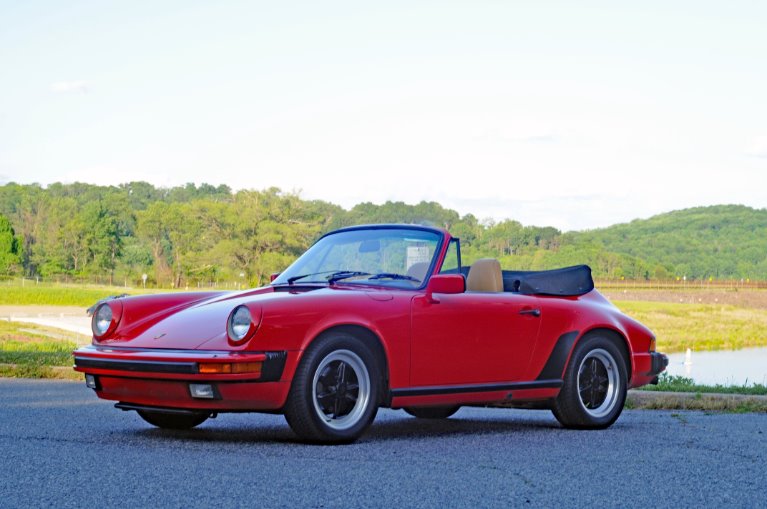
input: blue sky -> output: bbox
[1,1,766,230]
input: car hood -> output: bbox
[101,287,303,350]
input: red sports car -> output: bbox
[74,224,667,443]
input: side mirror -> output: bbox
[270,273,280,283]
[425,274,465,303]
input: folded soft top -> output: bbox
[502,265,594,296]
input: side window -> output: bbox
[439,239,461,274]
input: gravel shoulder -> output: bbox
[628,389,767,412]
[0,305,91,338]
[0,305,87,316]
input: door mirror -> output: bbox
[426,274,465,303]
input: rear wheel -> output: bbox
[403,406,460,419]
[137,410,209,430]
[552,335,627,429]
[284,333,380,443]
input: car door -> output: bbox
[409,291,542,387]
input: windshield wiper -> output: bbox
[286,270,341,285]
[367,272,421,282]
[285,270,372,285]
[327,271,371,283]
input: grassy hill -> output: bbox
[566,205,767,280]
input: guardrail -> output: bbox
[594,279,767,290]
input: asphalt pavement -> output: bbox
[0,378,765,508]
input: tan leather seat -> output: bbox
[466,258,503,292]
[406,262,430,282]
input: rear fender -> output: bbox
[574,327,633,383]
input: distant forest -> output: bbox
[1,182,766,286]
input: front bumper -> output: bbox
[73,346,293,411]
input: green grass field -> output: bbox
[0,320,81,379]
[639,373,767,395]
[0,284,137,307]
[0,280,225,306]
[614,300,767,353]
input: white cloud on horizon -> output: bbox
[441,193,640,232]
[472,126,560,144]
[57,167,176,188]
[746,135,767,158]
[50,81,89,94]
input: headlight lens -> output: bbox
[92,303,113,337]
[228,305,253,342]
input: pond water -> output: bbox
[663,346,767,386]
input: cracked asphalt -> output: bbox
[1,378,765,508]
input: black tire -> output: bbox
[403,406,460,419]
[137,410,209,430]
[551,334,628,429]
[284,333,380,444]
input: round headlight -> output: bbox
[92,303,113,337]
[228,305,253,342]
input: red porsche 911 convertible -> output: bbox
[74,224,667,443]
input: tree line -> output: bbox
[1,182,765,286]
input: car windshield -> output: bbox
[272,227,442,289]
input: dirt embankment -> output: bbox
[601,289,767,309]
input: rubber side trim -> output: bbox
[535,331,579,381]
[390,379,562,398]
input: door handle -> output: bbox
[519,308,541,317]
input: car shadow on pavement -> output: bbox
[126,409,569,445]
[366,414,562,442]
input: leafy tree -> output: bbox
[0,214,22,275]
[136,202,175,285]
[79,196,134,283]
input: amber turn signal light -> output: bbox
[198,362,262,374]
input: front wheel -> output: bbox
[137,410,209,430]
[552,335,627,429]
[284,334,380,443]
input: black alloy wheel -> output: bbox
[284,333,381,443]
[552,334,627,429]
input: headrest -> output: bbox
[466,258,503,292]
